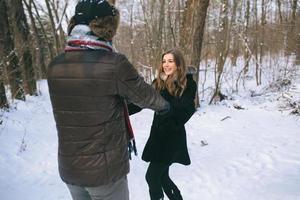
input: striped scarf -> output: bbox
[65,24,113,52]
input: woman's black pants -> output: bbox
[145,162,183,200]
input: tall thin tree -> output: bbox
[277,0,283,24]
[9,0,37,95]
[254,0,261,85]
[260,0,266,67]
[0,1,8,108]
[230,0,239,66]
[243,0,250,75]
[45,0,61,55]
[210,0,229,104]
[23,0,47,78]
[296,4,300,65]
[51,0,68,50]
[32,0,54,60]
[286,0,298,55]
[0,0,25,101]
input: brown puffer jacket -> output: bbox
[47,50,168,187]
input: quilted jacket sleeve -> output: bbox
[115,55,168,112]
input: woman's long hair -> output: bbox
[154,49,187,97]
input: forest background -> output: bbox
[0,0,299,109]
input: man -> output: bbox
[47,1,169,200]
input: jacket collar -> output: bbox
[65,25,113,52]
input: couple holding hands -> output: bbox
[47,1,196,200]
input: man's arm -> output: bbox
[115,55,169,112]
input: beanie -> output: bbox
[74,0,116,25]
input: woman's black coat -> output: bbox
[141,75,197,165]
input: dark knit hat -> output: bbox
[74,0,116,25]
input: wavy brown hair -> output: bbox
[67,7,120,41]
[154,49,187,97]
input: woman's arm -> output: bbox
[172,79,197,125]
[156,78,197,126]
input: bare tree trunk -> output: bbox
[0,0,8,108]
[230,0,239,66]
[0,0,25,101]
[24,0,47,79]
[139,0,165,75]
[0,81,8,108]
[45,0,61,55]
[180,0,209,107]
[9,0,37,95]
[191,0,210,107]
[32,0,54,60]
[51,0,68,52]
[180,0,194,64]
[277,0,283,24]
[286,0,298,55]
[129,1,135,66]
[139,0,152,68]
[176,0,182,46]
[210,0,229,104]
[243,0,250,75]
[260,0,266,70]
[254,0,261,85]
[154,0,165,71]
[296,5,300,65]
[190,0,210,69]
[167,2,177,47]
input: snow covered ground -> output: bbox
[0,79,300,200]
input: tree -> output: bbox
[296,3,300,65]
[243,0,250,75]
[50,0,69,51]
[9,0,37,95]
[0,0,8,108]
[210,0,229,104]
[230,0,239,66]
[0,0,25,101]
[286,0,298,55]
[23,0,47,78]
[277,0,283,24]
[0,81,8,108]
[139,0,166,73]
[32,0,55,61]
[254,0,261,85]
[260,0,266,71]
[180,0,210,107]
[45,0,61,55]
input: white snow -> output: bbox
[0,78,300,200]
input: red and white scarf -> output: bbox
[65,25,113,52]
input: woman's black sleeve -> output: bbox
[127,103,143,115]
[173,79,197,125]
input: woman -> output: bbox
[142,49,197,200]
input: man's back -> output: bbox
[48,50,167,187]
[48,1,168,199]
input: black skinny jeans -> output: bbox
[145,162,183,200]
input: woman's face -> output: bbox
[162,53,177,76]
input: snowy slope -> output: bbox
[0,80,300,200]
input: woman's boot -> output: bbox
[164,189,183,200]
